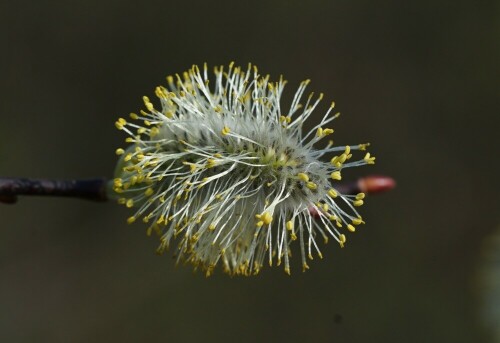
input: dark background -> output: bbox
[1,0,498,342]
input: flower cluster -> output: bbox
[113,63,375,276]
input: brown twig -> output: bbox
[0,177,108,204]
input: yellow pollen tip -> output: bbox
[221,126,230,135]
[297,173,309,182]
[339,234,346,247]
[330,171,342,180]
[352,217,364,225]
[358,143,370,151]
[347,224,356,232]
[262,212,273,225]
[126,199,134,208]
[364,152,376,164]
[115,118,127,130]
[115,148,125,155]
[353,199,364,207]
[143,96,154,111]
[306,182,317,190]
[286,220,294,231]
[150,127,159,136]
[127,216,136,224]
[328,189,338,198]
[356,193,365,200]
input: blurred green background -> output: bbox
[0,0,498,342]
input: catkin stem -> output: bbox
[0,177,108,204]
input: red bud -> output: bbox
[358,175,396,194]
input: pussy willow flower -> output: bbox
[113,63,375,276]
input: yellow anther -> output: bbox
[155,86,166,99]
[356,192,365,200]
[353,199,364,207]
[143,96,154,111]
[330,171,342,180]
[345,145,351,155]
[352,217,364,225]
[262,212,273,225]
[208,224,216,231]
[306,182,317,190]
[150,127,159,137]
[125,137,135,143]
[183,161,197,173]
[322,203,329,211]
[221,126,230,135]
[165,111,174,118]
[145,188,154,196]
[214,153,222,158]
[338,153,347,164]
[297,173,309,182]
[279,115,287,123]
[115,118,127,130]
[127,216,136,224]
[347,224,356,232]
[364,152,376,164]
[206,158,216,168]
[115,148,125,155]
[328,189,338,198]
[256,221,264,227]
[339,234,346,248]
[358,143,370,151]
[137,127,146,134]
[286,220,294,231]
[117,197,126,204]
[323,128,334,135]
[291,232,297,240]
[316,127,323,137]
[126,199,134,208]
[130,175,138,185]
[123,153,133,162]
[129,112,139,120]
